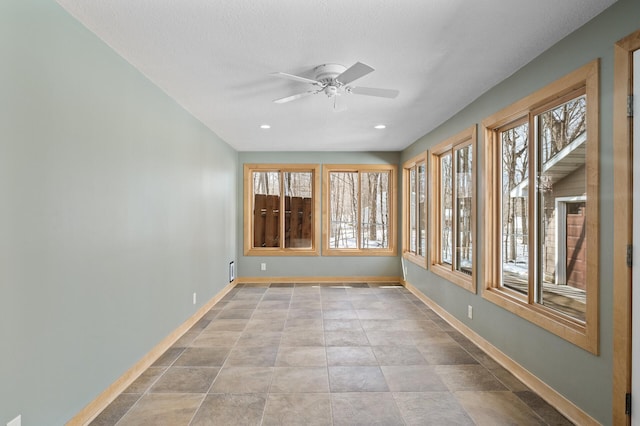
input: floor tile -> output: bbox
[435,365,508,391]
[328,366,389,392]
[244,318,286,332]
[251,309,289,320]
[287,308,322,319]
[262,393,332,426]
[350,300,386,310]
[331,392,404,426]
[149,367,219,393]
[235,331,282,347]
[225,345,279,366]
[216,308,254,319]
[171,331,200,348]
[173,347,230,367]
[326,346,378,366]
[515,390,575,425]
[372,345,428,365]
[116,393,204,426]
[202,318,249,332]
[280,329,325,346]
[324,330,370,346]
[223,300,259,310]
[284,318,323,331]
[381,365,448,392]
[322,309,359,319]
[190,394,266,426]
[275,346,327,367]
[393,392,474,425]
[151,348,184,367]
[455,390,547,425]
[257,300,290,310]
[323,318,362,331]
[270,367,330,393]
[417,341,479,365]
[89,394,140,426]
[209,366,274,393]
[364,330,415,346]
[356,309,395,320]
[492,367,529,392]
[190,330,241,347]
[93,283,572,425]
[322,300,354,310]
[123,367,167,393]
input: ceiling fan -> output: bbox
[271,62,399,108]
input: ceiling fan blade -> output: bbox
[335,62,374,85]
[350,86,399,99]
[270,71,321,85]
[273,90,317,104]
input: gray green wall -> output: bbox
[237,151,402,279]
[0,1,237,424]
[400,0,639,423]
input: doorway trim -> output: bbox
[613,29,640,426]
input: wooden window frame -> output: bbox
[430,126,477,293]
[402,152,428,268]
[482,60,599,353]
[243,164,320,256]
[322,164,398,256]
[612,29,640,426]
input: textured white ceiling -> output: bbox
[56,0,615,152]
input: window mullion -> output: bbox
[279,171,285,249]
[357,171,362,250]
[451,148,458,272]
[528,114,537,305]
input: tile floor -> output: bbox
[90,282,573,425]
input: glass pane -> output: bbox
[500,123,529,295]
[455,145,473,275]
[536,96,587,321]
[418,163,426,257]
[252,171,280,248]
[441,154,452,265]
[284,172,313,249]
[361,172,390,249]
[409,167,417,253]
[329,172,358,248]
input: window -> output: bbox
[430,126,476,292]
[244,164,320,256]
[482,60,599,353]
[323,164,397,256]
[402,153,428,267]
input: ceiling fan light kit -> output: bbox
[271,62,399,107]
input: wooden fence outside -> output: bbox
[253,194,313,248]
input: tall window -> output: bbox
[402,153,428,267]
[483,60,599,353]
[430,126,476,292]
[244,164,320,256]
[323,164,397,256]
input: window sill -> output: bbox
[403,252,427,269]
[482,286,597,354]
[431,263,475,293]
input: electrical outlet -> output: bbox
[7,415,21,426]
[261,263,267,271]
[468,305,473,319]
[193,292,197,305]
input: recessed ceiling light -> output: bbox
[260,124,271,129]
[374,124,386,129]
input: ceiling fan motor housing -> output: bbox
[313,63,347,85]
[313,64,347,98]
